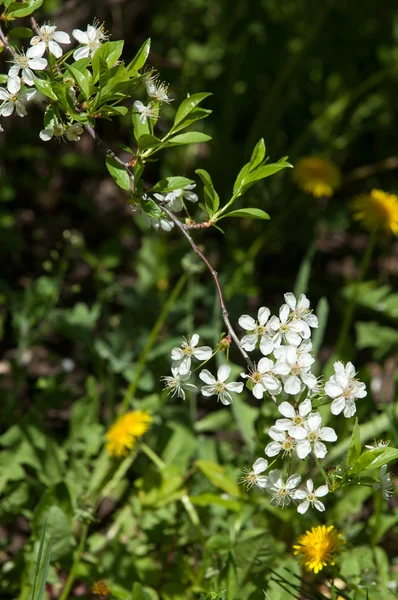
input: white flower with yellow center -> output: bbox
[240,357,281,399]
[373,465,393,500]
[265,428,296,458]
[133,100,157,124]
[268,304,305,347]
[162,367,197,400]
[295,412,337,459]
[72,21,108,60]
[263,469,301,508]
[239,458,268,490]
[0,78,36,117]
[171,334,212,375]
[294,479,328,513]
[8,50,47,87]
[199,364,243,405]
[283,292,318,339]
[28,24,71,59]
[238,306,274,355]
[325,361,367,418]
[273,346,317,395]
[274,398,312,438]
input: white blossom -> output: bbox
[373,465,393,500]
[325,361,367,418]
[72,21,108,60]
[295,412,337,459]
[133,100,157,124]
[8,50,47,87]
[171,333,212,375]
[238,306,274,355]
[162,367,197,400]
[147,79,173,103]
[274,398,312,438]
[28,24,71,59]
[268,304,305,347]
[365,440,390,451]
[240,357,281,399]
[66,123,83,141]
[263,469,301,508]
[199,364,243,405]
[265,427,296,457]
[0,78,36,117]
[273,345,317,395]
[40,121,66,141]
[239,458,269,490]
[294,479,328,513]
[283,292,318,339]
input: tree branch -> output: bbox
[84,124,254,369]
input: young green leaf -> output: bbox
[127,38,151,73]
[195,460,240,497]
[33,79,58,101]
[195,168,219,214]
[349,447,398,476]
[249,138,266,172]
[170,106,212,135]
[8,27,33,38]
[138,133,163,152]
[66,63,90,100]
[346,418,361,468]
[105,156,131,191]
[167,132,212,146]
[151,176,194,193]
[174,93,212,126]
[218,208,270,221]
[7,0,43,18]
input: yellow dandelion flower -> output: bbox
[293,157,341,198]
[351,189,398,236]
[92,579,110,598]
[293,525,345,574]
[106,410,151,458]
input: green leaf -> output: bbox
[127,38,151,72]
[66,63,90,100]
[195,168,219,214]
[33,79,58,101]
[346,418,361,468]
[151,176,194,193]
[101,40,124,67]
[7,0,43,18]
[174,92,212,126]
[167,132,212,146]
[132,109,152,141]
[350,447,398,475]
[105,155,131,191]
[138,133,163,152]
[8,27,32,38]
[249,138,266,171]
[170,107,212,134]
[195,460,240,497]
[238,162,292,194]
[219,208,270,220]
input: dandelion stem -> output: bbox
[119,273,187,413]
[336,226,378,355]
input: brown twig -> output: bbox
[84,124,254,369]
[0,22,17,56]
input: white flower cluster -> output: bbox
[142,185,198,231]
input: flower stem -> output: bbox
[140,442,165,469]
[58,521,89,600]
[120,273,187,413]
[314,454,330,485]
[336,226,378,355]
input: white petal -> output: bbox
[268,427,286,442]
[285,330,302,346]
[238,314,256,330]
[278,401,295,419]
[53,31,71,44]
[263,375,281,392]
[286,474,301,489]
[171,347,184,360]
[306,314,318,327]
[217,364,231,382]
[0,102,14,116]
[313,441,327,459]
[39,128,53,141]
[296,440,311,459]
[284,375,301,395]
[15,101,27,117]
[252,383,265,399]
[220,391,232,405]
[301,372,317,389]
[279,304,290,323]
[28,57,47,70]
[353,382,367,399]
[73,46,90,60]
[21,68,34,86]
[294,490,307,500]
[190,333,199,347]
[306,479,314,493]
[258,357,273,372]
[0,88,9,100]
[72,29,89,44]
[284,292,297,310]
[22,88,36,102]
[307,412,322,431]
[226,382,243,393]
[314,500,325,512]
[343,400,357,418]
[259,336,274,355]
[268,469,282,486]
[258,306,270,325]
[264,442,281,457]
[199,369,216,385]
[7,77,20,94]
[273,361,290,376]
[8,65,20,78]
[299,398,312,417]
[193,346,212,360]
[48,40,63,58]
[320,426,337,442]
[289,425,307,439]
[330,396,345,415]
[27,42,46,58]
[346,362,356,378]
[253,457,268,474]
[201,385,215,397]
[240,333,257,351]
[297,500,309,514]
[178,356,191,375]
[274,418,291,431]
[315,485,329,497]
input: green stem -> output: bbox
[140,442,165,469]
[336,226,378,355]
[314,455,330,486]
[58,522,89,600]
[119,274,187,413]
